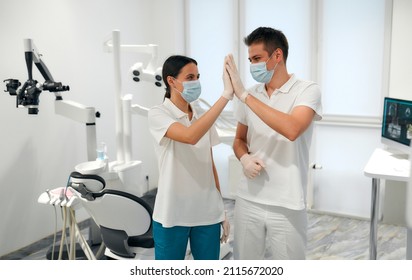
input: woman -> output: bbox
[148,55,232,260]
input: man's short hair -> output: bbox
[244,27,289,62]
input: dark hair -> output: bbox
[244,27,289,63]
[162,55,197,99]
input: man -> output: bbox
[225,27,322,259]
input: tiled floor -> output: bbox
[1,198,407,260]
[223,199,407,260]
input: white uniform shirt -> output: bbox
[235,74,323,210]
[148,98,225,227]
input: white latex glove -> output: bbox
[220,212,230,243]
[222,58,234,100]
[225,54,249,102]
[240,154,266,179]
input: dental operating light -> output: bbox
[103,30,164,163]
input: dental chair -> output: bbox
[69,171,155,259]
[69,171,231,260]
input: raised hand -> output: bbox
[222,57,234,100]
[225,54,249,102]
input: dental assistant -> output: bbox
[225,27,323,260]
[148,55,232,260]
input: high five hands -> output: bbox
[224,54,249,103]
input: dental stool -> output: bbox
[69,171,155,259]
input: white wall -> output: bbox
[312,0,412,222]
[0,0,184,257]
[381,0,412,225]
[389,0,412,100]
[307,0,387,219]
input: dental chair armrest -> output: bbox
[69,171,106,200]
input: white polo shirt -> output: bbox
[235,74,322,210]
[148,98,225,227]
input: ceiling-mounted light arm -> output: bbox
[103,35,162,87]
[103,37,158,70]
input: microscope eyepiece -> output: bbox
[42,81,70,92]
[3,79,21,95]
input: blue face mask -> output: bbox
[175,80,202,103]
[250,53,278,84]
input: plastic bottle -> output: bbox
[96,142,107,161]
[96,142,109,171]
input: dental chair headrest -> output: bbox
[69,171,106,201]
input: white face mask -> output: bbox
[174,79,202,103]
[249,52,278,84]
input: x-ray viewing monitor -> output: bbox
[381,97,412,155]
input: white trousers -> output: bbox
[233,197,307,260]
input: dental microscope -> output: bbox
[3,38,99,161]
